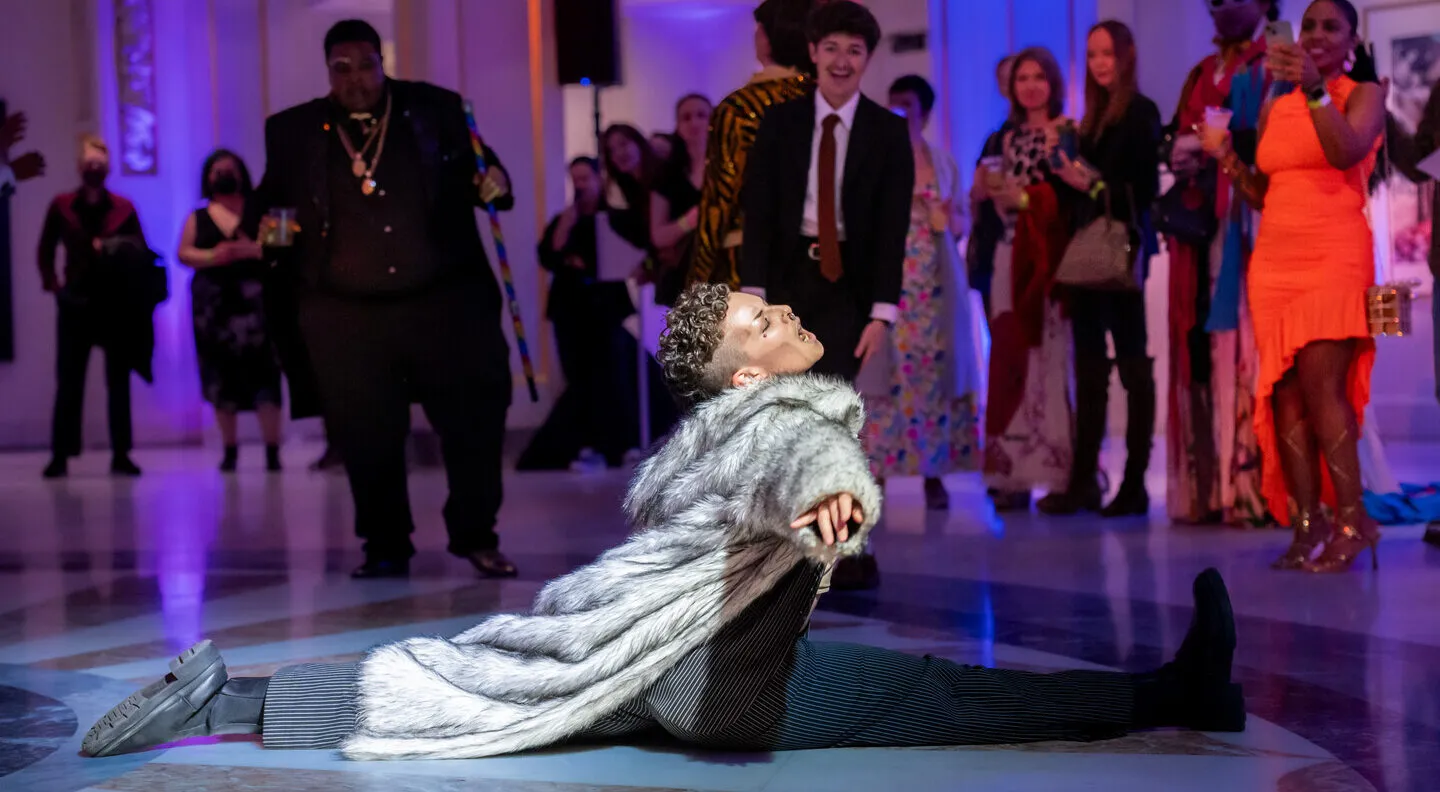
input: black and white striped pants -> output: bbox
[262,566,1135,751]
[261,650,1134,752]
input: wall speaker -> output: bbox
[554,0,621,86]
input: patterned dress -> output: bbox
[864,171,979,477]
[189,207,282,412]
[1165,41,1269,526]
[983,127,1073,494]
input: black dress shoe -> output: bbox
[1132,567,1244,732]
[1037,483,1103,515]
[464,550,518,578]
[310,447,343,472]
[1101,486,1150,518]
[1424,523,1440,548]
[42,458,68,479]
[351,558,410,579]
[111,455,142,476]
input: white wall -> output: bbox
[0,0,224,451]
[561,2,758,164]
[0,0,93,449]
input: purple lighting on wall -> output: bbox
[115,0,159,176]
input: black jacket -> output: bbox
[1075,95,1163,260]
[739,92,913,308]
[251,79,512,418]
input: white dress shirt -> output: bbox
[744,90,897,325]
[801,90,860,238]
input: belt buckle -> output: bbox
[807,243,821,261]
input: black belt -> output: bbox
[800,236,849,261]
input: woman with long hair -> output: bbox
[176,149,283,471]
[601,123,663,252]
[1042,21,1162,516]
[1201,0,1384,571]
[860,74,981,509]
[593,123,678,465]
[650,93,712,303]
[974,47,1075,510]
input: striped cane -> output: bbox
[463,101,539,402]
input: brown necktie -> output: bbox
[817,113,843,282]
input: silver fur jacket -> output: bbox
[341,374,882,760]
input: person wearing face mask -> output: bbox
[1200,0,1385,572]
[37,135,150,479]
[1161,0,1280,527]
[177,150,282,472]
[740,0,912,589]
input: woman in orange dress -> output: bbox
[1201,0,1384,572]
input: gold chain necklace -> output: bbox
[334,92,392,196]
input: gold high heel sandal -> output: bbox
[1271,501,1325,570]
[1303,430,1378,573]
[1304,506,1380,573]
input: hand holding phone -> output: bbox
[1264,20,1294,46]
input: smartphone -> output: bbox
[1264,20,1294,46]
[1048,122,1079,170]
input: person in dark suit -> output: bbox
[739,0,913,589]
[741,1,912,383]
[37,135,150,479]
[252,19,517,579]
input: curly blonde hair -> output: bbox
[657,283,747,407]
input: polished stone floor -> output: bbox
[1,441,1437,792]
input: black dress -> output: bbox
[650,163,701,306]
[189,207,282,411]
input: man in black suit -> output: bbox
[254,19,517,579]
[739,1,912,589]
[740,0,912,385]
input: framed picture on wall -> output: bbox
[1366,0,1440,297]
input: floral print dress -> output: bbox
[864,171,980,477]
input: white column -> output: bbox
[393,0,566,427]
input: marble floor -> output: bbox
[1,441,1438,792]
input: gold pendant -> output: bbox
[351,156,366,178]
[361,178,377,196]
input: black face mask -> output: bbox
[81,168,107,188]
[211,174,240,195]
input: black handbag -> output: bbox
[1154,164,1217,245]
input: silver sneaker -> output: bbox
[82,640,228,757]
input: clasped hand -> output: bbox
[1053,151,1096,192]
[791,493,864,547]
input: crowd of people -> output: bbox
[18,0,1439,769]
[8,0,1440,586]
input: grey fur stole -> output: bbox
[341,374,881,760]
